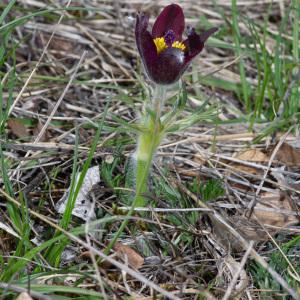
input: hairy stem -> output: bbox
[104,84,167,254]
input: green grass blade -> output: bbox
[0,0,16,24]
[231,0,251,112]
[292,0,299,62]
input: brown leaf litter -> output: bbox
[269,142,300,167]
[7,119,28,138]
[2,1,300,299]
[209,143,299,250]
[114,242,144,270]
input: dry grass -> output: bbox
[1,0,300,299]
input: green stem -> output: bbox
[153,84,166,123]
[134,85,166,206]
[104,84,167,254]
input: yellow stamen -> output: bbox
[153,37,186,54]
[172,41,186,51]
[153,37,167,54]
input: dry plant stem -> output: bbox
[176,182,300,300]
[222,241,254,300]
[0,283,52,300]
[85,196,108,300]
[105,84,167,254]
[9,50,87,180]
[0,188,181,300]
[0,0,72,130]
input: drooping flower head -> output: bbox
[135,4,218,85]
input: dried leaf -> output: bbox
[217,255,249,296]
[234,149,269,162]
[49,36,74,51]
[194,153,207,166]
[230,164,261,175]
[0,221,20,239]
[56,166,100,220]
[114,242,144,270]
[271,167,300,191]
[232,215,271,243]
[210,190,299,251]
[16,292,33,300]
[228,149,268,177]
[210,216,262,253]
[7,119,28,138]
[270,142,300,167]
[252,191,298,228]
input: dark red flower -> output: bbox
[135,4,218,85]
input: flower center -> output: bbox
[153,30,186,54]
[164,30,176,45]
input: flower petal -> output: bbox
[199,27,218,43]
[184,27,218,63]
[135,12,158,78]
[149,47,186,84]
[152,4,185,41]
